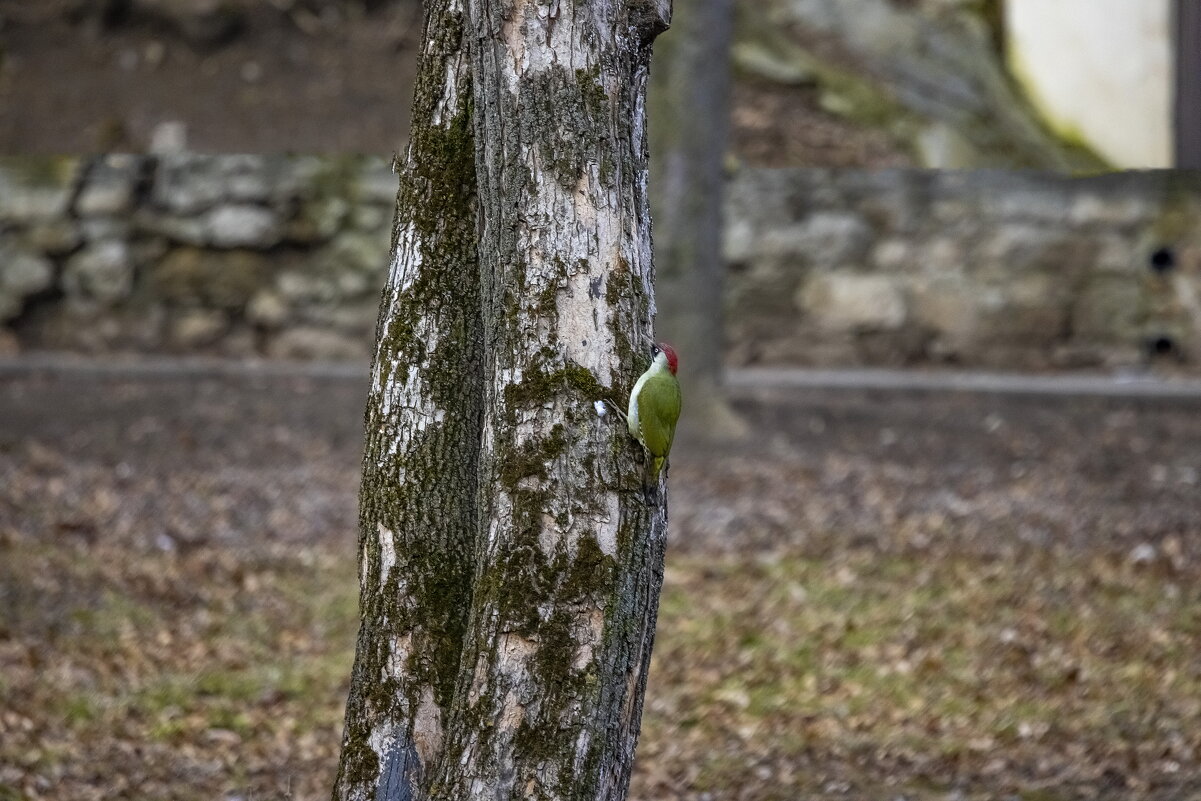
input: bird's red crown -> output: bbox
[657,342,678,375]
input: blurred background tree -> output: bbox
[649,0,747,442]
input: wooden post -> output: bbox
[1175,0,1201,167]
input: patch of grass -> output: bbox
[59,693,102,726]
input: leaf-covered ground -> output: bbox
[4,538,1201,800]
[2,368,1200,800]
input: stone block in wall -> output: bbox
[976,177,1075,225]
[761,336,861,367]
[152,154,276,214]
[911,237,965,276]
[351,203,391,233]
[1140,271,1201,357]
[19,221,81,256]
[357,162,400,205]
[75,156,140,217]
[725,273,809,366]
[37,302,169,354]
[908,277,979,349]
[760,212,874,267]
[0,158,80,223]
[856,325,937,365]
[36,303,119,353]
[276,270,341,305]
[63,241,133,304]
[288,196,350,243]
[220,156,275,204]
[0,247,55,321]
[1068,192,1156,228]
[870,238,911,271]
[80,218,133,244]
[840,170,931,233]
[204,204,282,249]
[151,155,226,214]
[974,224,1087,280]
[149,247,272,310]
[271,156,330,202]
[335,270,371,298]
[246,290,290,329]
[722,216,756,266]
[218,327,261,358]
[133,210,209,245]
[170,309,230,349]
[298,300,382,338]
[1072,276,1143,342]
[267,327,368,361]
[727,269,806,323]
[1092,234,1140,276]
[725,168,841,232]
[799,272,907,331]
[317,231,389,276]
[972,273,1068,346]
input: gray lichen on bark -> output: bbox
[334,0,671,800]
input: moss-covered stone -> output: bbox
[150,247,273,310]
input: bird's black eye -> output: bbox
[651,345,660,357]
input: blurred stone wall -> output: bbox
[0,155,395,359]
[725,170,1201,370]
[2,156,1200,370]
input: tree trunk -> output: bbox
[649,0,745,441]
[333,1,671,800]
[331,1,482,798]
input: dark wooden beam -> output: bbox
[1175,0,1201,166]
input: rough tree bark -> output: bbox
[333,1,671,800]
[649,0,745,441]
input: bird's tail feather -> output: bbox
[643,456,666,488]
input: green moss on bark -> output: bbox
[498,424,569,487]
[519,64,613,190]
[334,0,482,798]
[503,363,618,424]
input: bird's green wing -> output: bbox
[635,372,682,458]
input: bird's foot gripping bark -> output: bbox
[603,398,629,425]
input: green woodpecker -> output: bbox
[627,342,682,482]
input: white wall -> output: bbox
[1005,0,1173,168]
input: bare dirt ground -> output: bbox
[0,0,909,164]
[0,0,421,153]
[3,365,1201,799]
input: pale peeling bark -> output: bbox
[332,1,481,799]
[335,1,670,799]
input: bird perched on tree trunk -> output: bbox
[627,342,682,485]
